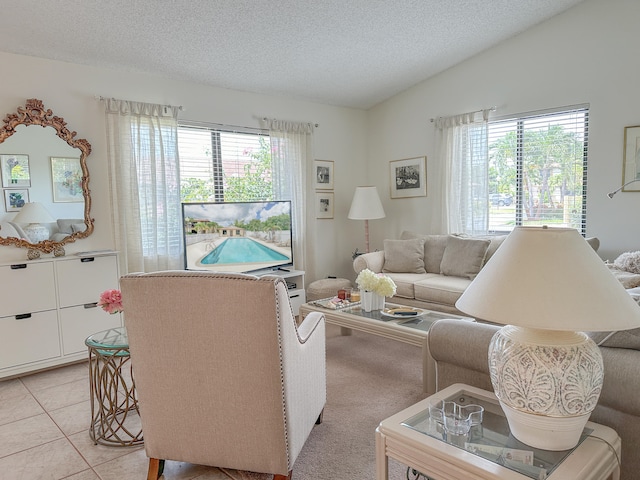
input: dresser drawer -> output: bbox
[0,262,56,316]
[0,310,61,370]
[56,255,119,307]
[59,304,122,355]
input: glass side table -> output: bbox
[85,327,143,446]
[376,384,621,480]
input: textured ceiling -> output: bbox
[0,0,586,109]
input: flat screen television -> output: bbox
[182,200,293,273]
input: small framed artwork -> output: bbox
[623,125,640,192]
[314,159,334,190]
[389,156,427,199]
[315,192,334,219]
[51,157,83,202]
[4,189,29,212]
[1,154,30,188]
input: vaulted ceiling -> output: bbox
[0,0,586,109]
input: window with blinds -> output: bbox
[488,106,589,235]
[177,124,272,202]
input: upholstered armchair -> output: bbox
[119,271,326,480]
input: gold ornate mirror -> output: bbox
[0,99,93,257]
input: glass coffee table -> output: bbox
[376,384,621,480]
[299,301,473,394]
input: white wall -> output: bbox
[366,0,639,261]
[0,52,367,282]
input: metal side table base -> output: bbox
[86,327,143,447]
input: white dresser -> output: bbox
[0,252,122,379]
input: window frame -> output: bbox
[487,105,589,236]
[177,122,272,203]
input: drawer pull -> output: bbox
[84,302,99,309]
[15,313,32,320]
[10,264,27,270]
[80,257,95,262]
[290,294,300,299]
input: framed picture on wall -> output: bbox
[315,192,334,219]
[623,125,640,192]
[389,156,427,199]
[1,154,30,188]
[51,157,83,202]
[314,159,334,190]
[4,188,29,212]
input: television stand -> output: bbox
[257,269,305,315]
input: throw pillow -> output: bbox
[440,235,491,279]
[382,238,426,274]
[57,218,82,234]
[71,223,87,233]
[613,251,640,274]
[400,231,449,273]
[607,264,640,289]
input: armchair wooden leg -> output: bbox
[316,408,324,425]
[273,471,292,480]
[147,458,165,480]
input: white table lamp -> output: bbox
[456,226,640,450]
[13,202,55,243]
[348,186,385,253]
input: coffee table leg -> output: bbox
[375,428,389,480]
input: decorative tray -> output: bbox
[380,306,426,319]
[310,297,361,310]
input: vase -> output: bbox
[374,293,385,311]
[361,290,385,312]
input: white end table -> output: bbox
[376,384,621,480]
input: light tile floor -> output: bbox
[0,362,243,480]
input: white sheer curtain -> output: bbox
[434,109,491,235]
[104,99,183,274]
[262,118,315,281]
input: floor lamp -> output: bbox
[348,186,385,253]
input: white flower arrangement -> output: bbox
[356,268,397,297]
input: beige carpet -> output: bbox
[296,324,427,479]
[223,323,427,480]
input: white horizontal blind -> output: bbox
[177,124,271,202]
[488,106,589,235]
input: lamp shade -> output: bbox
[13,202,55,224]
[456,226,640,332]
[348,186,385,220]
[457,226,640,450]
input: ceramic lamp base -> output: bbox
[489,325,603,451]
[23,222,49,243]
[499,400,591,451]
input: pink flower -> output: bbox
[98,289,123,314]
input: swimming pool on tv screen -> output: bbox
[200,237,289,265]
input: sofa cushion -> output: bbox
[384,273,439,299]
[414,275,472,307]
[400,231,449,273]
[440,235,491,279]
[382,238,426,274]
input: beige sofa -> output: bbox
[428,319,640,480]
[354,231,600,314]
[353,232,508,314]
